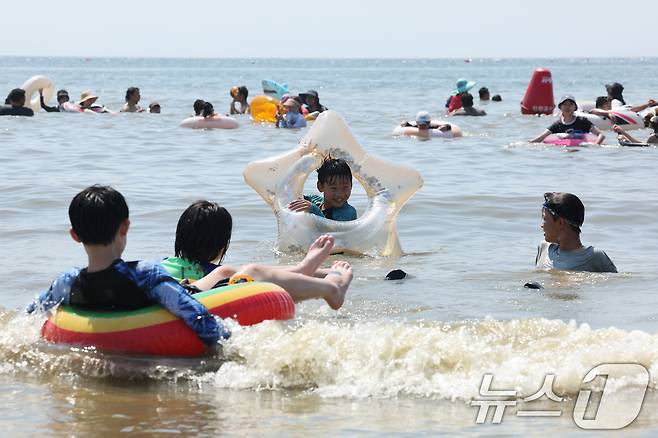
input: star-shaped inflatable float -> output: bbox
[243,111,423,256]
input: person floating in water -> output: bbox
[451,93,486,116]
[478,87,490,101]
[275,98,307,128]
[229,86,250,115]
[77,91,111,113]
[120,87,145,112]
[162,201,352,310]
[288,157,357,221]
[530,95,605,144]
[605,82,656,113]
[39,89,79,112]
[613,115,658,145]
[0,88,34,117]
[300,90,328,114]
[400,111,452,134]
[536,192,617,273]
[26,185,229,351]
[445,78,476,113]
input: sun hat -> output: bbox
[283,99,300,108]
[543,192,585,229]
[300,90,319,99]
[77,91,98,104]
[453,78,476,95]
[557,95,578,110]
[605,82,624,94]
[415,111,432,124]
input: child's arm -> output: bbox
[143,264,230,346]
[288,198,324,217]
[26,269,79,313]
[530,129,552,143]
[590,126,605,145]
[613,125,641,143]
[192,265,239,291]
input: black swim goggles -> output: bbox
[542,200,581,229]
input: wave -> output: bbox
[2,310,656,399]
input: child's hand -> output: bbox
[288,199,312,212]
[612,124,624,134]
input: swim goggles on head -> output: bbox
[542,201,581,229]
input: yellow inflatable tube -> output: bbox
[250,95,279,122]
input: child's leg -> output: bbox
[272,234,335,276]
[234,261,352,310]
[290,234,335,275]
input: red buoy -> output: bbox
[521,68,555,115]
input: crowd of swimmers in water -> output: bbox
[11,74,655,352]
[4,77,655,143]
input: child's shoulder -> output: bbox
[51,267,83,290]
[335,202,357,221]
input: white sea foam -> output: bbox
[209,318,658,400]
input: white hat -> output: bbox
[415,111,431,124]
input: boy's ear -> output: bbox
[69,227,81,243]
[119,219,130,236]
[317,181,324,192]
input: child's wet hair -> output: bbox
[193,99,205,116]
[202,102,214,117]
[125,87,139,102]
[175,200,232,263]
[595,95,610,108]
[69,185,129,245]
[317,156,352,185]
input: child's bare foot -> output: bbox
[296,235,335,276]
[324,261,352,310]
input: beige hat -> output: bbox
[283,99,300,108]
[77,91,98,104]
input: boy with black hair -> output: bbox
[288,157,357,221]
[478,87,490,101]
[27,185,228,350]
[536,192,617,273]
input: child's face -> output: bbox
[318,176,352,209]
[541,208,560,243]
[559,100,576,115]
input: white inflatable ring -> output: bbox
[244,110,423,256]
[180,116,239,129]
[21,75,54,112]
[392,121,462,138]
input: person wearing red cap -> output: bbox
[536,192,617,273]
[530,95,605,144]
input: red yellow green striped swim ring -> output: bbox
[41,281,295,357]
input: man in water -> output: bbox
[0,89,34,116]
[536,192,617,273]
[39,89,80,112]
[400,111,452,134]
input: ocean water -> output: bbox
[1,57,658,436]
